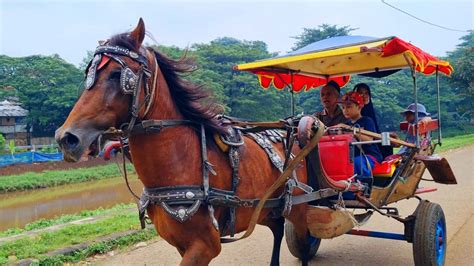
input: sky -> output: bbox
[1,0,472,66]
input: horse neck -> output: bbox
[144,58,181,120]
[128,66,201,188]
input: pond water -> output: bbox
[0,177,143,231]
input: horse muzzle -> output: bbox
[55,127,102,162]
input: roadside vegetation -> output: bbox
[35,229,156,265]
[0,204,157,265]
[0,163,134,193]
[436,133,474,152]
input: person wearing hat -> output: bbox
[340,92,383,179]
[314,80,346,126]
[397,103,432,154]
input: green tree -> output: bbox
[292,24,357,50]
[78,50,94,71]
[0,55,83,136]
[446,31,473,124]
[191,37,293,120]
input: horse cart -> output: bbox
[233,35,458,266]
[56,19,457,266]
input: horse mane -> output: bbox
[108,33,227,134]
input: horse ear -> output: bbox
[130,18,145,49]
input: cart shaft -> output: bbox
[347,229,406,241]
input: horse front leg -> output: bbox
[149,206,222,266]
[179,239,221,266]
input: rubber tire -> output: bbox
[412,201,447,266]
[284,220,321,261]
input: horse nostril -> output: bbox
[61,132,80,150]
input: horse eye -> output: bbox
[108,70,121,80]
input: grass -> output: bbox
[436,133,474,152]
[0,212,157,265]
[34,229,156,265]
[0,163,135,193]
[0,203,135,237]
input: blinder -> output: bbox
[121,67,139,94]
[84,44,149,93]
[85,54,102,90]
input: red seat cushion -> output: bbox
[372,157,400,177]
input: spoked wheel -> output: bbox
[285,220,321,261]
[412,200,447,266]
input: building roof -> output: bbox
[0,100,28,117]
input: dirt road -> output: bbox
[96,146,473,265]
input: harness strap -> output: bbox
[220,123,325,243]
[143,54,159,117]
[122,119,197,135]
[95,45,149,66]
[200,124,219,230]
[138,184,338,229]
[248,132,284,172]
[227,146,241,237]
[126,67,145,133]
[119,137,140,201]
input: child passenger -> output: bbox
[340,92,383,178]
[397,103,432,154]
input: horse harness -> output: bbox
[85,42,338,240]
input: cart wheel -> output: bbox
[285,221,320,261]
[412,201,446,266]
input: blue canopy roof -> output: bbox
[285,35,390,57]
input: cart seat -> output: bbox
[400,119,438,134]
[372,157,401,178]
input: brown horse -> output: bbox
[56,19,313,265]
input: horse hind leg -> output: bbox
[267,216,285,266]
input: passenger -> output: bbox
[306,81,345,195]
[340,92,383,179]
[353,83,380,132]
[314,81,346,126]
[353,83,393,158]
[397,103,432,154]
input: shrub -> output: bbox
[0,134,5,151]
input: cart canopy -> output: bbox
[234,36,453,92]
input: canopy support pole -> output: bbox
[436,66,442,146]
[404,54,419,148]
[412,69,419,148]
[290,72,295,116]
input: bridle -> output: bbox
[83,40,226,229]
[84,42,161,134]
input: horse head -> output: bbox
[56,18,223,162]
[56,18,151,162]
